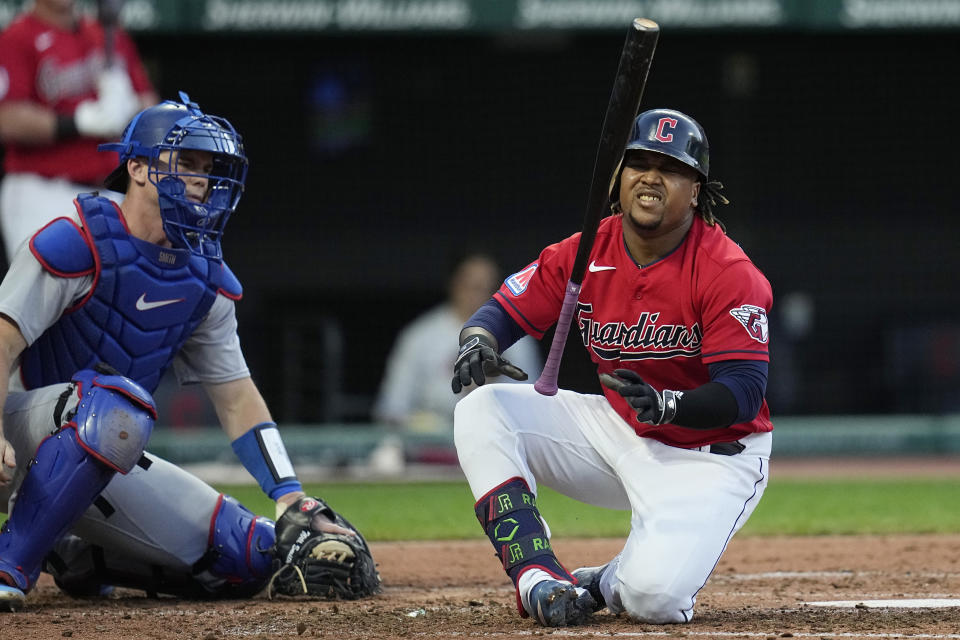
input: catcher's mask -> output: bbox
[610,108,709,209]
[98,91,248,260]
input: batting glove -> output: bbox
[74,68,140,139]
[599,368,682,426]
[451,333,528,393]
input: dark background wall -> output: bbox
[127,29,959,421]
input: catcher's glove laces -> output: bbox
[267,564,308,599]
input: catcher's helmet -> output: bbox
[98,91,247,260]
[624,108,709,178]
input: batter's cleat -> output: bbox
[526,579,596,626]
[0,583,25,612]
[572,564,608,612]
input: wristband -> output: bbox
[55,113,78,141]
[660,389,681,424]
[231,422,302,500]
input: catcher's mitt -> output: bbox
[268,496,381,600]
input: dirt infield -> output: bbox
[5,533,960,639]
[5,457,959,638]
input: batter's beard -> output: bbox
[625,208,662,232]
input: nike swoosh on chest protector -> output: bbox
[135,293,185,311]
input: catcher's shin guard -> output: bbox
[46,504,274,601]
[474,477,576,617]
[0,370,155,592]
[45,534,168,598]
[192,494,275,597]
[0,433,122,591]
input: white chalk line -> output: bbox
[716,570,960,580]
[806,598,960,608]
[710,592,960,599]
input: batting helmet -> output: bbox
[98,91,248,260]
[623,108,709,178]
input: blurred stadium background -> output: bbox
[2,0,958,472]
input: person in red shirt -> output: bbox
[0,0,156,259]
[452,109,773,627]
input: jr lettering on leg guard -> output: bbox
[474,477,575,615]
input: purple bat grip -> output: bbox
[534,280,582,396]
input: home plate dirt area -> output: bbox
[4,534,960,639]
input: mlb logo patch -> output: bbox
[505,263,538,296]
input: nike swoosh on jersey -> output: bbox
[588,261,616,272]
[135,293,185,311]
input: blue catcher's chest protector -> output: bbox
[20,194,242,393]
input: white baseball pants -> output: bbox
[454,383,770,624]
[0,173,123,259]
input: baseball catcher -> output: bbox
[268,496,380,600]
[0,93,380,611]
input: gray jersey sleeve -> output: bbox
[0,235,250,387]
[172,294,250,385]
[0,245,90,345]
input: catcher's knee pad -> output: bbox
[69,368,157,473]
[474,477,574,616]
[193,494,275,596]
[0,427,119,591]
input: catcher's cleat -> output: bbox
[0,582,25,612]
[572,564,608,612]
[526,579,595,626]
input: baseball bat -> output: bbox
[97,0,124,67]
[534,18,660,396]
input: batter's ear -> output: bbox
[691,181,701,208]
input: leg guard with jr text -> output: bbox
[0,370,156,592]
[474,477,576,616]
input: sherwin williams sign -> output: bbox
[1,0,959,32]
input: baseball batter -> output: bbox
[452,109,773,626]
[0,0,156,258]
[0,94,378,612]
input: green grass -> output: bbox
[741,477,960,535]
[217,476,960,541]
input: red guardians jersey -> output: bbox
[494,214,773,448]
[0,12,153,183]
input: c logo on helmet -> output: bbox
[655,117,678,142]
